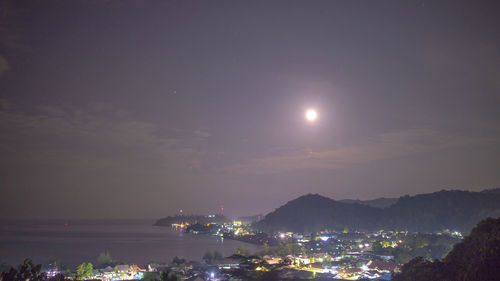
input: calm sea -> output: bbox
[0,219,261,268]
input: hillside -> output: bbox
[256,189,500,233]
[339,197,398,208]
[392,217,500,281]
[384,190,500,232]
[254,194,382,233]
[481,187,500,194]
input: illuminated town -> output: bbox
[37,215,462,281]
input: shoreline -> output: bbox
[0,220,262,268]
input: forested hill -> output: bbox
[255,189,500,233]
[481,187,500,194]
[339,197,398,208]
[392,217,500,281]
[384,189,500,232]
[254,194,382,233]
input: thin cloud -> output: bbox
[224,129,493,175]
[193,129,212,138]
[0,102,204,172]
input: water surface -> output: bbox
[0,219,261,268]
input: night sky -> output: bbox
[1,0,500,219]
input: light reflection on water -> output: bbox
[0,219,261,268]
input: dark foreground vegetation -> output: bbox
[392,217,500,281]
[1,259,69,281]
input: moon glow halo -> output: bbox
[305,109,318,122]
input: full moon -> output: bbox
[305,109,318,122]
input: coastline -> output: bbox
[0,219,262,268]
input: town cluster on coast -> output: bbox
[49,215,454,281]
[4,214,462,281]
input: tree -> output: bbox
[393,248,413,263]
[171,256,185,266]
[300,246,308,255]
[285,243,293,255]
[1,259,47,281]
[262,243,270,254]
[323,254,332,267]
[372,241,384,253]
[213,250,224,262]
[76,262,95,280]
[0,262,12,274]
[160,270,180,281]
[202,249,214,264]
[96,251,115,267]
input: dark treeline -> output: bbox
[1,259,70,281]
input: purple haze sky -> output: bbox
[1,0,500,219]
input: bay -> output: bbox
[0,219,261,268]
